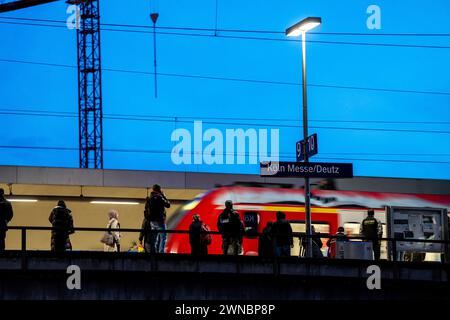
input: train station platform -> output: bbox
[0,252,449,300]
[2,164,450,194]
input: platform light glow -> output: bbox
[90,201,140,205]
[6,199,38,203]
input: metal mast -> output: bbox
[75,0,103,168]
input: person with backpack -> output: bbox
[217,200,243,255]
[49,200,74,252]
[271,211,294,257]
[189,214,211,255]
[0,188,13,252]
[360,209,383,260]
[142,184,170,253]
[102,209,121,252]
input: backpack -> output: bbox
[52,208,71,232]
[145,194,163,221]
[200,223,212,245]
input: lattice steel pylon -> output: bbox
[74,0,103,169]
[1,0,104,169]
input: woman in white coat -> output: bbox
[103,209,121,252]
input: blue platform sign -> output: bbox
[296,133,318,162]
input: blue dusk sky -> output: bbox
[0,0,449,179]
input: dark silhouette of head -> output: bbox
[225,200,233,209]
[193,214,200,222]
[276,211,286,221]
[0,188,4,196]
[57,200,66,208]
[337,226,345,233]
[368,209,375,216]
[152,184,161,192]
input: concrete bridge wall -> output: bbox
[0,252,449,300]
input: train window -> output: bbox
[288,222,330,234]
[243,211,260,238]
[344,222,361,236]
[288,222,330,257]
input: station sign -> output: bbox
[296,133,318,162]
[260,161,353,178]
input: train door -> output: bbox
[288,221,330,257]
[242,211,260,255]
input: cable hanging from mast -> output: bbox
[150,1,159,98]
[214,0,219,36]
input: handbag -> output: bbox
[100,222,115,246]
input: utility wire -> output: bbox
[1,57,449,97]
[2,16,450,37]
[2,106,449,125]
[1,19,450,50]
[104,116,450,134]
[1,109,450,134]
[0,145,449,164]
[313,157,450,165]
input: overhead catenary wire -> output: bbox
[1,108,450,135]
[1,106,449,125]
[1,16,450,37]
[0,145,449,164]
[1,57,450,97]
[1,18,450,50]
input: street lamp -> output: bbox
[286,17,322,258]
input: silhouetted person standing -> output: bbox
[189,214,210,255]
[142,184,171,253]
[258,221,274,257]
[49,200,74,252]
[103,209,121,252]
[271,211,293,257]
[360,209,383,260]
[217,200,242,255]
[0,188,13,252]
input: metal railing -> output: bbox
[1,226,449,263]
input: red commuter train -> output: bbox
[166,183,450,256]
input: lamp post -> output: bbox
[286,17,322,258]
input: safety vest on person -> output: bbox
[361,217,379,239]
